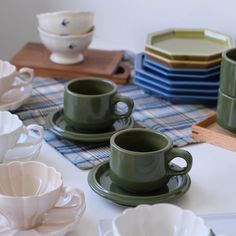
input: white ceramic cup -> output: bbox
[0,111,44,162]
[0,161,85,230]
[0,60,34,97]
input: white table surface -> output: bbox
[35,39,236,235]
[38,140,236,236]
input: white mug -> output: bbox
[0,111,44,162]
[0,60,34,96]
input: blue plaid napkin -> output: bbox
[14,77,213,170]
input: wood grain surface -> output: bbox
[192,112,236,152]
[11,42,131,84]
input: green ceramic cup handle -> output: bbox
[112,94,134,120]
[166,148,193,176]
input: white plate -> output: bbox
[4,130,42,162]
[0,77,32,111]
[0,187,86,236]
[4,141,42,162]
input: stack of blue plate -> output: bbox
[134,53,220,105]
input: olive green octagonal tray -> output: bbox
[146,28,234,61]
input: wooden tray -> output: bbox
[10,42,131,84]
[192,112,236,152]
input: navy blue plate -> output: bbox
[142,54,220,81]
[134,77,217,105]
[135,53,220,90]
[135,75,218,96]
[134,54,218,104]
[144,54,221,75]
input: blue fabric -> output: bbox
[14,77,213,170]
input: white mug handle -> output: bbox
[12,67,34,88]
[4,124,44,162]
[14,124,44,148]
[43,187,86,224]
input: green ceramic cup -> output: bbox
[219,48,236,97]
[110,128,193,193]
[64,78,134,132]
[216,89,236,132]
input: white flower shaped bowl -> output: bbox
[0,111,44,163]
[0,60,15,78]
[0,161,63,229]
[0,111,22,135]
[37,10,94,35]
[0,111,23,158]
[38,26,94,64]
[112,204,213,236]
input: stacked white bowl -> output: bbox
[37,11,94,64]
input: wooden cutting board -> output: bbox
[192,112,236,152]
[10,42,131,84]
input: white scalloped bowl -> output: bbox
[112,204,212,236]
[0,161,63,229]
[38,26,94,64]
[0,62,19,97]
[37,11,94,35]
[0,60,16,78]
[0,111,22,135]
[0,111,23,159]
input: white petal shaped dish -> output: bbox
[0,161,63,229]
[4,139,42,162]
[0,61,15,77]
[0,78,32,111]
[105,230,219,236]
[0,111,21,134]
[4,129,42,162]
[0,112,44,163]
[0,161,62,196]
[0,187,86,236]
[112,204,213,236]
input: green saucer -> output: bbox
[46,109,134,142]
[87,161,191,206]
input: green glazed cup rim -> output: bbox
[64,77,117,98]
[222,48,236,65]
[110,128,172,156]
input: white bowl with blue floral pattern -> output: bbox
[38,26,94,64]
[37,11,94,35]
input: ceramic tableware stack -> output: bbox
[0,64,44,162]
[217,48,236,133]
[37,10,95,64]
[88,128,193,206]
[134,28,234,105]
[47,78,135,143]
[0,161,86,235]
[0,60,34,111]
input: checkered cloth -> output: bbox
[13,77,213,170]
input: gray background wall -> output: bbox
[1,0,235,59]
